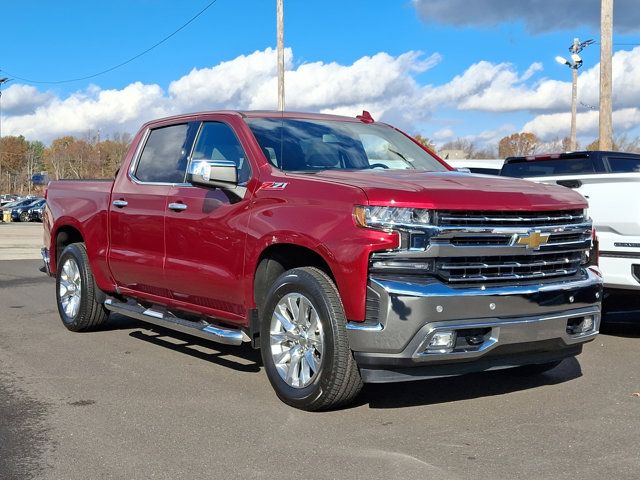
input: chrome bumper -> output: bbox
[347,269,602,380]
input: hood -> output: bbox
[296,170,587,211]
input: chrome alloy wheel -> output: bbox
[59,257,82,319]
[270,293,324,388]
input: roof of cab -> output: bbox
[142,110,367,128]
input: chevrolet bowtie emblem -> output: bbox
[515,231,550,249]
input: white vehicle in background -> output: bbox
[446,158,505,175]
[499,151,640,293]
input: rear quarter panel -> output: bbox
[45,180,115,291]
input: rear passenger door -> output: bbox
[164,120,253,322]
[109,122,198,297]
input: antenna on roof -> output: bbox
[356,110,375,123]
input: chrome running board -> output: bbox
[104,298,250,346]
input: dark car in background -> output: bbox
[26,199,47,222]
[1,198,35,215]
[10,198,45,222]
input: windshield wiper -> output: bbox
[387,147,415,169]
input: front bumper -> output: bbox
[347,269,602,383]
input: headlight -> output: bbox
[354,206,432,230]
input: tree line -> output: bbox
[415,132,640,159]
[2,130,640,195]
[0,133,131,195]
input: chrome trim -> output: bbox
[346,322,384,332]
[40,247,51,276]
[413,308,600,361]
[167,202,188,211]
[104,298,250,345]
[112,200,128,208]
[346,269,602,354]
[438,213,586,225]
[372,269,599,298]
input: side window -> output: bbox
[607,156,640,173]
[135,124,190,183]
[192,122,251,184]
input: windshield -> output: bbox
[246,118,448,172]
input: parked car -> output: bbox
[0,194,18,206]
[26,199,47,222]
[11,197,44,222]
[1,198,37,219]
[42,111,602,410]
[500,151,640,293]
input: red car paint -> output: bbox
[43,111,588,327]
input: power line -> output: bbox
[0,0,220,85]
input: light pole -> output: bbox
[556,38,594,151]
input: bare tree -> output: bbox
[498,132,539,158]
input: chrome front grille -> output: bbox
[437,209,586,227]
[436,251,584,284]
[370,209,593,286]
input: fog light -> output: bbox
[580,315,595,333]
[427,331,456,352]
[566,315,596,335]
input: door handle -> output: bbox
[112,200,128,208]
[168,202,187,212]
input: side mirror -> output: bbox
[187,159,238,189]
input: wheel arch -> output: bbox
[52,223,85,272]
[253,243,336,312]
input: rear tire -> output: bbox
[55,243,109,332]
[260,267,362,411]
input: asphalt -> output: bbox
[0,225,639,479]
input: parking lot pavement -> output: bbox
[0,222,43,260]
[1,259,639,480]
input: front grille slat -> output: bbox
[437,209,585,228]
[436,251,584,284]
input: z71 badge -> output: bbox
[260,182,289,191]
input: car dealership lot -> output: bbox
[1,224,639,479]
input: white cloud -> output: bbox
[523,108,640,141]
[4,82,169,142]
[2,84,54,115]
[412,0,640,33]
[3,45,640,146]
[3,48,441,143]
[421,60,565,112]
[433,128,455,141]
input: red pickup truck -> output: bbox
[42,111,603,410]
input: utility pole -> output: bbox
[570,39,579,151]
[0,77,12,193]
[276,0,285,111]
[599,0,614,150]
[556,38,594,151]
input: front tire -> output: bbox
[260,267,362,411]
[19,211,29,222]
[55,243,109,332]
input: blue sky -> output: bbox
[1,0,639,149]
